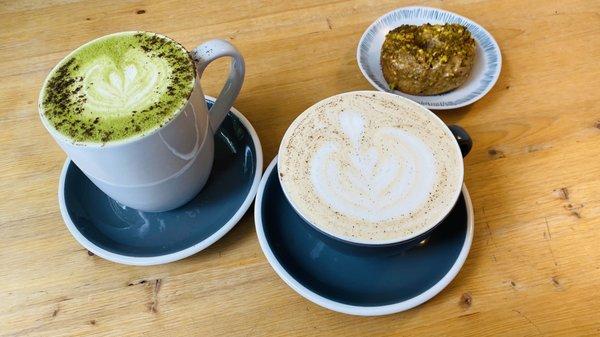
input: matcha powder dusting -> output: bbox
[40,31,196,144]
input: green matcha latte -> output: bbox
[40,31,196,144]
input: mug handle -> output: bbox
[448,125,473,157]
[191,39,245,134]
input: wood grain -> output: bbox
[1,0,599,336]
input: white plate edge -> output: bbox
[356,5,502,110]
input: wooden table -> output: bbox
[2,0,599,335]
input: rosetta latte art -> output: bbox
[310,110,436,222]
[278,91,463,243]
[82,50,170,117]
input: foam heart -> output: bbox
[310,110,436,222]
[81,49,170,117]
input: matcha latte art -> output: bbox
[40,31,196,143]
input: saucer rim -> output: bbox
[356,5,502,110]
[58,95,263,266]
[255,157,474,316]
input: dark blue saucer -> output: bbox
[59,98,262,265]
[255,158,473,316]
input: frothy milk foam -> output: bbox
[40,31,196,144]
[278,91,463,244]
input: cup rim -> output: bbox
[38,30,198,149]
[277,90,465,246]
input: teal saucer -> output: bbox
[59,98,262,265]
[255,157,474,315]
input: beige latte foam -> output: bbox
[278,91,463,244]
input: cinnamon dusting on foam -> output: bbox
[279,92,462,243]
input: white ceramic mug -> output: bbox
[40,33,245,212]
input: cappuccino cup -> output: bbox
[278,91,472,246]
[39,31,245,212]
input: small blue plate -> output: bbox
[357,6,502,109]
[255,157,474,316]
[59,97,263,266]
